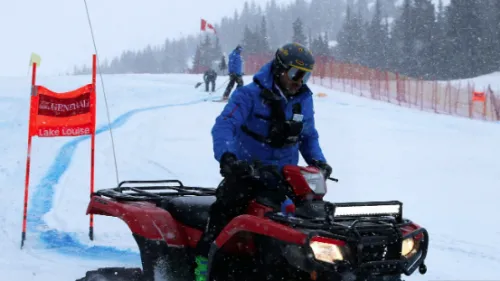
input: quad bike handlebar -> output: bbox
[239,163,338,201]
[328,177,339,182]
[242,160,339,183]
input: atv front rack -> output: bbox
[92,179,216,203]
[267,200,428,277]
[268,200,407,236]
[268,209,416,243]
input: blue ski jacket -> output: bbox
[211,61,327,171]
[228,47,243,76]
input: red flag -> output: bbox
[29,84,96,137]
[201,18,216,34]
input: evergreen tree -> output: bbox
[242,25,259,54]
[192,46,203,72]
[412,0,437,78]
[391,0,417,75]
[336,5,365,64]
[356,0,371,20]
[475,0,500,74]
[311,33,330,57]
[322,33,330,56]
[191,35,224,72]
[160,39,172,73]
[446,0,483,77]
[493,0,500,66]
[259,16,271,54]
[357,16,370,66]
[379,0,398,17]
[265,0,281,48]
[366,0,387,69]
[380,16,393,70]
[292,17,307,45]
[72,0,500,79]
[431,0,449,78]
[200,35,213,68]
[213,37,224,62]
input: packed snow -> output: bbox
[0,72,499,280]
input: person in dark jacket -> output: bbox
[193,42,332,281]
[219,55,227,75]
[203,68,217,92]
[222,45,244,100]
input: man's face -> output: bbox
[278,70,303,95]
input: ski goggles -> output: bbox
[286,66,312,83]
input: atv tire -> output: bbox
[75,267,143,281]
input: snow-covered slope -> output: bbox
[0,73,498,280]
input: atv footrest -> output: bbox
[76,267,143,281]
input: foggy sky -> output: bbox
[0,0,293,77]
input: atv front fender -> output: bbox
[206,214,308,280]
[214,214,308,247]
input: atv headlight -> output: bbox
[309,237,344,263]
[301,171,327,195]
[401,238,415,257]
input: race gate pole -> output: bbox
[89,54,97,241]
[20,62,37,249]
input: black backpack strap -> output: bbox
[240,79,302,148]
[241,125,271,144]
[292,103,301,114]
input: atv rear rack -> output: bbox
[92,179,216,202]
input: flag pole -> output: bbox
[21,61,37,249]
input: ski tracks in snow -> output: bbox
[27,95,211,260]
[432,234,500,264]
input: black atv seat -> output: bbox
[163,196,216,230]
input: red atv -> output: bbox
[78,165,429,281]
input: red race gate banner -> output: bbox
[29,84,95,137]
[21,54,97,248]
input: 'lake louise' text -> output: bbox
[38,126,91,137]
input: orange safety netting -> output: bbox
[243,54,500,122]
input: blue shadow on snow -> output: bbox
[27,96,214,262]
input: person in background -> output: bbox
[219,55,227,75]
[222,45,244,100]
[203,68,217,92]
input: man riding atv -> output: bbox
[194,42,333,281]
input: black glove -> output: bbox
[219,152,253,179]
[255,164,283,189]
[311,160,332,179]
[253,163,292,202]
